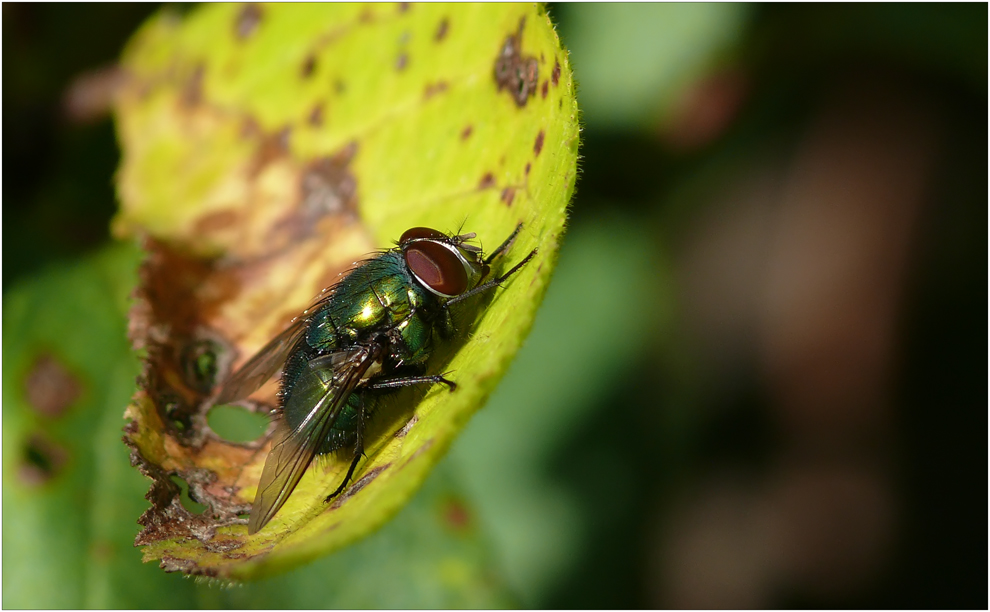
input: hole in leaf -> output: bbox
[208,404,269,443]
[163,394,193,434]
[19,433,68,486]
[181,338,221,393]
[170,475,207,515]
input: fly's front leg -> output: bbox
[445,247,537,308]
[484,223,523,265]
[436,305,456,339]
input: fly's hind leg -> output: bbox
[323,374,456,504]
[324,396,368,503]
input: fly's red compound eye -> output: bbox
[404,240,469,297]
[400,227,447,245]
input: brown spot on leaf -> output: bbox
[299,142,359,221]
[395,53,408,71]
[424,81,448,99]
[19,432,69,486]
[460,125,473,140]
[478,172,496,189]
[160,555,213,576]
[300,54,317,79]
[123,420,139,436]
[551,58,561,86]
[493,18,539,107]
[395,415,419,439]
[202,538,244,554]
[443,497,472,531]
[235,4,262,40]
[525,162,531,175]
[90,540,115,563]
[398,2,411,12]
[25,353,81,418]
[249,126,291,177]
[435,17,449,42]
[500,186,516,206]
[181,64,205,107]
[308,102,324,127]
[194,209,239,235]
[541,80,548,99]
[239,116,262,140]
[534,130,545,156]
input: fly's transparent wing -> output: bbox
[215,283,347,405]
[247,345,374,534]
[214,316,311,405]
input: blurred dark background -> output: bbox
[4,3,986,608]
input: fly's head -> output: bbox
[399,227,488,299]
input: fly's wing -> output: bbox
[215,283,348,405]
[214,316,311,405]
[247,345,375,534]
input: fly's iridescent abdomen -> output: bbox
[214,225,537,534]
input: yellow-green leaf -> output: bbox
[114,2,578,579]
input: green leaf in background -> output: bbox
[1,243,200,609]
[563,3,750,131]
[112,3,578,579]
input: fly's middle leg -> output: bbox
[365,373,457,393]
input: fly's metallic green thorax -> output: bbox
[213,225,536,535]
[304,252,437,362]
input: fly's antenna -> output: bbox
[448,216,477,247]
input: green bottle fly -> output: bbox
[214,225,535,534]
